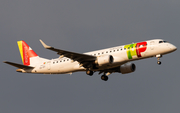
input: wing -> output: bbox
[4,61,34,69]
[40,40,97,68]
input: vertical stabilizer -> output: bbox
[17,40,38,66]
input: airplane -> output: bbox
[4,39,177,81]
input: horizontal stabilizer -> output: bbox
[4,61,34,69]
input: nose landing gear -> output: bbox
[156,54,162,65]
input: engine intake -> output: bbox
[120,62,136,74]
[95,55,114,66]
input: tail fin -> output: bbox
[17,40,38,66]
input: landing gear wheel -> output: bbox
[101,75,108,81]
[157,61,161,65]
[86,70,93,76]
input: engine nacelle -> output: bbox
[95,55,114,66]
[120,63,136,74]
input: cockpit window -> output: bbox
[159,41,168,43]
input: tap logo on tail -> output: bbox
[17,40,38,66]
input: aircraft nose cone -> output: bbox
[170,44,177,51]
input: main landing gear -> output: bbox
[156,54,162,65]
[86,69,110,81]
[86,70,94,76]
[101,75,108,81]
[101,72,112,81]
[86,70,109,81]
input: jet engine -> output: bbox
[120,62,136,74]
[95,55,114,66]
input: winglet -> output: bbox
[39,39,51,49]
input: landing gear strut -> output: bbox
[156,54,162,65]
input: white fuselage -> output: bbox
[25,39,176,74]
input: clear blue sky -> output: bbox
[0,0,179,113]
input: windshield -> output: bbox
[159,41,168,43]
